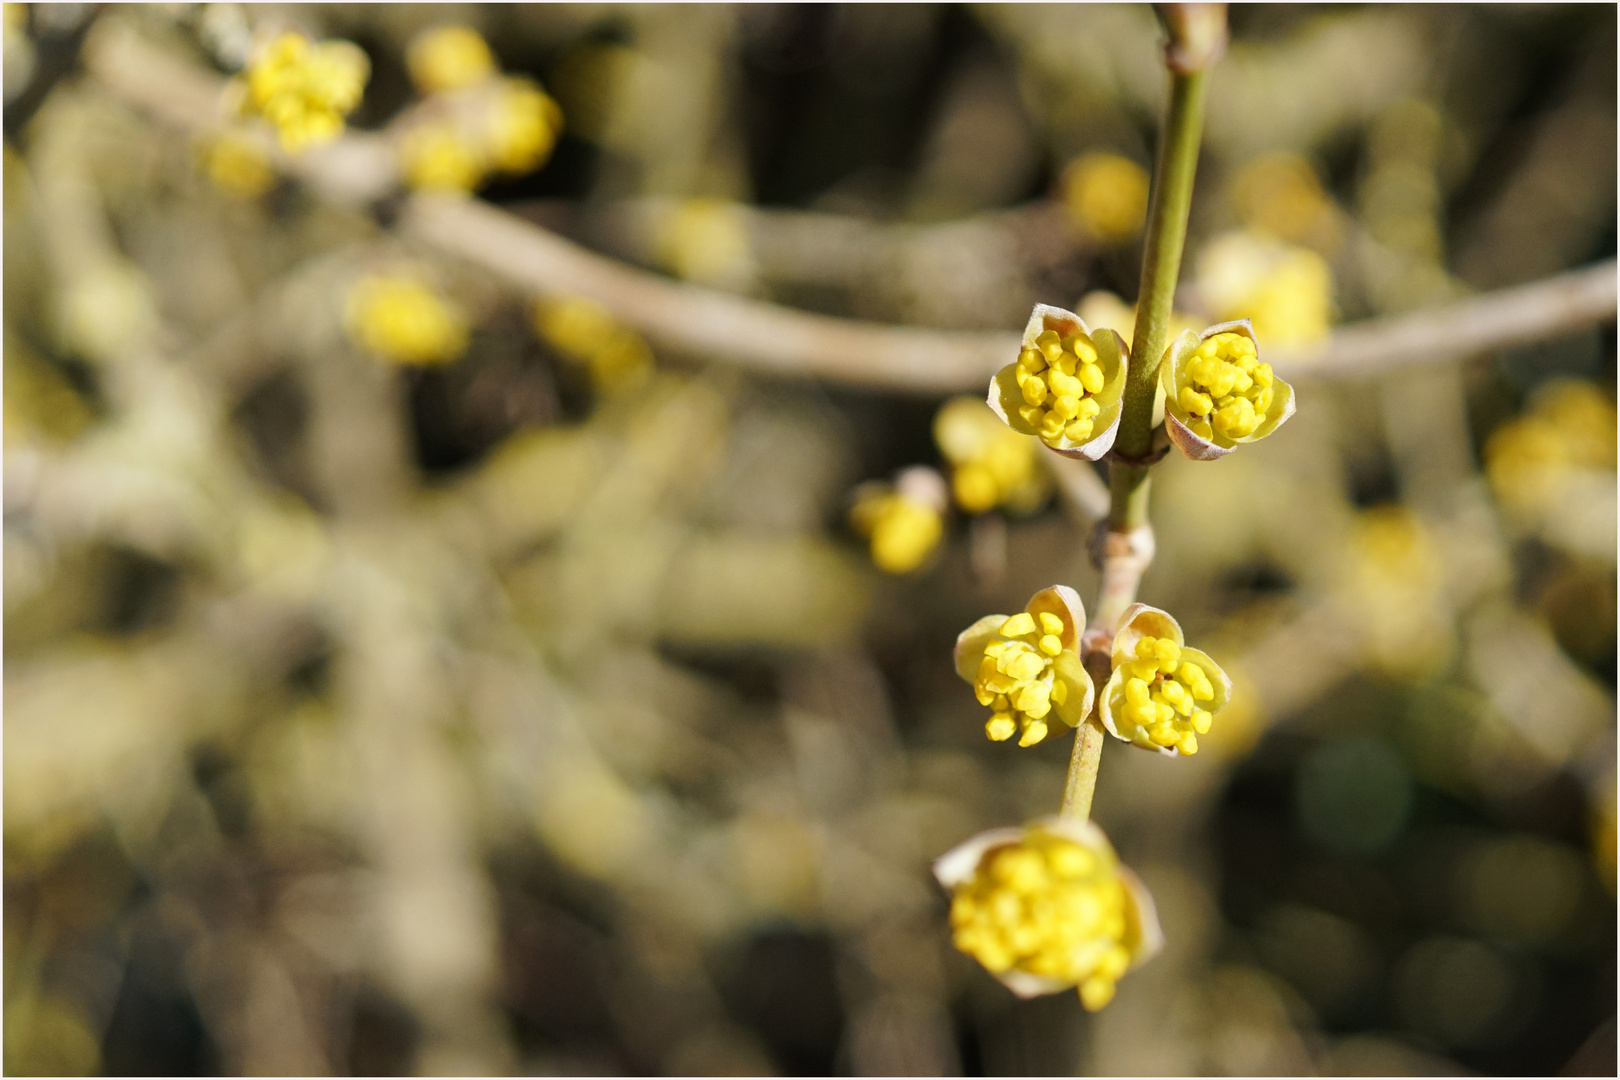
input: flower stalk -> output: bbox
[1062,4,1224,821]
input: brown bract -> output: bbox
[1160,318,1295,460]
[988,304,1129,461]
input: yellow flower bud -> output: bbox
[988,305,1128,460]
[238,32,369,154]
[954,587,1094,748]
[345,273,468,366]
[1161,321,1296,460]
[934,818,1162,1008]
[1098,604,1233,757]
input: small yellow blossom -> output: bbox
[399,121,485,193]
[483,76,564,175]
[1062,152,1150,245]
[934,817,1162,1009]
[954,586,1094,747]
[199,129,276,198]
[1161,320,1295,460]
[988,304,1128,459]
[345,274,468,366]
[933,396,1050,515]
[1193,230,1333,347]
[239,32,369,154]
[1484,380,1616,517]
[406,25,497,95]
[659,198,755,290]
[1099,604,1231,757]
[849,468,947,576]
[533,296,652,393]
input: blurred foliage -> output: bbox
[3,3,1615,1077]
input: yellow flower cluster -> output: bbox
[1162,323,1295,460]
[932,397,1049,516]
[1015,330,1108,444]
[849,469,946,575]
[1117,635,1214,754]
[406,25,496,94]
[399,26,563,193]
[1100,604,1231,757]
[935,819,1161,1011]
[239,32,369,153]
[345,274,468,366]
[991,305,1126,459]
[1062,152,1150,245]
[1484,380,1616,516]
[1176,332,1274,441]
[532,296,652,393]
[955,587,1094,747]
[1194,230,1333,347]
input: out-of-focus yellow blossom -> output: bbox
[989,304,1127,459]
[1161,321,1295,460]
[954,586,1094,747]
[399,121,485,193]
[849,467,947,575]
[658,198,755,290]
[483,76,564,175]
[1061,152,1150,244]
[238,32,369,153]
[1485,380,1616,517]
[933,817,1162,1010]
[1075,290,1200,353]
[1340,506,1452,680]
[1099,604,1231,757]
[345,274,468,366]
[1194,230,1333,347]
[1229,152,1343,252]
[533,295,653,393]
[406,25,496,95]
[199,129,275,198]
[933,396,1049,516]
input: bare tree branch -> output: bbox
[84,17,1618,396]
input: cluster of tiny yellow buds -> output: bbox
[400,122,484,192]
[976,611,1073,746]
[241,32,369,153]
[1014,330,1107,449]
[1177,332,1273,442]
[533,296,652,393]
[406,25,496,95]
[1195,230,1333,347]
[200,129,275,198]
[932,397,1047,516]
[941,823,1153,1011]
[1118,635,1215,755]
[485,77,564,175]
[849,469,946,576]
[1101,604,1231,756]
[345,274,468,366]
[1061,151,1150,245]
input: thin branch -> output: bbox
[84,18,1619,397]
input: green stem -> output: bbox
[1060,53,1215,822]
[1114,66,1210,475]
